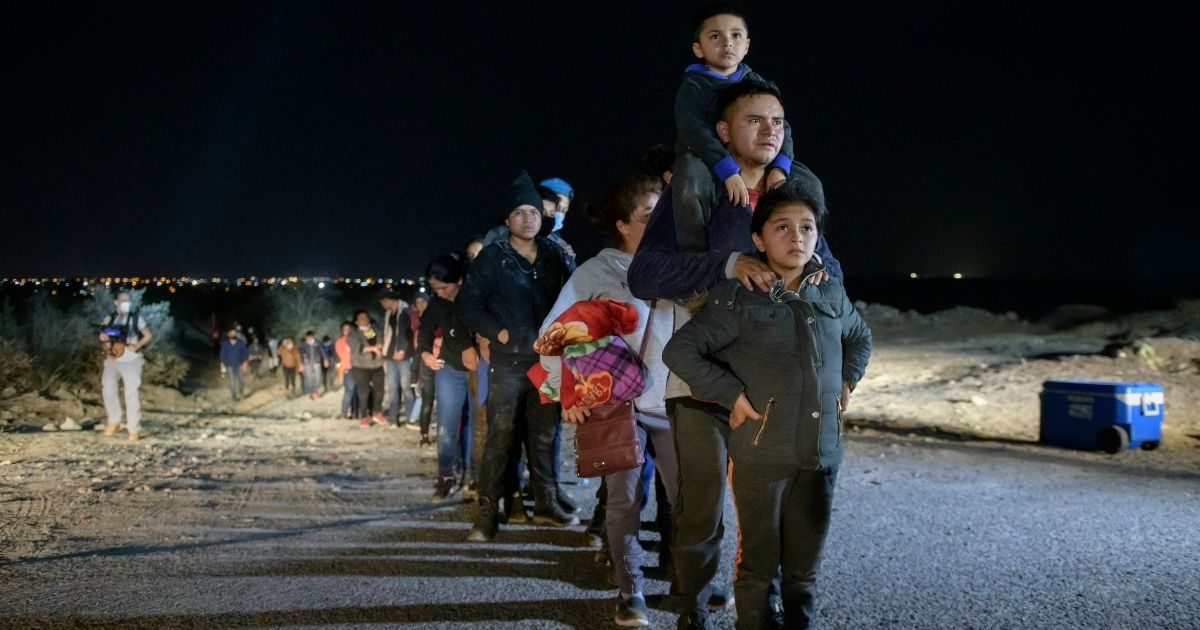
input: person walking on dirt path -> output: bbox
[98,289,152,441]
[349,310,388,427]
[219,326,249,401]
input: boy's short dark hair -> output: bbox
[751,178,828,236]
[692,2,746,42]
[305,330,315,337]
[714,78,782,122]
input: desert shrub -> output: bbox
[267,283,343,339]
[1,289,187,391]
[142,351,188,387]
[0,339,33,393]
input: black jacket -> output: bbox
[418,296,475,372]
[458,237,572,365]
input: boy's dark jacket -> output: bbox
[628,186,842,301]
[458,237,573,364]
[676,63,793,182]
[662,262,872,469]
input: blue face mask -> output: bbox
[552,212,565,232]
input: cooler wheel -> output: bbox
[1098,426,1129,454]
[1140,440,1160,451]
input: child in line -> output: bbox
[663,179,872,628]
[672,2,840,283]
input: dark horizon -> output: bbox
[5,2,1196,282]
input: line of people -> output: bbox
[406,5,875,629]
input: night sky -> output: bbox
[5,2,1196,282]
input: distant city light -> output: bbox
[318,281,325,289]
[953,272,964,279]
[909,272,919,279]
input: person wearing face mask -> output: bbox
[348,309,388,427]
[300,330,329,400]
[539,177,577,267]
[97,289,153,440]
[277,337,301,397]
[219,326,250,401]
[479,179,578,274]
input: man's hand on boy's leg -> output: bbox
[840,380,851,412]
[731,392,762,430]
[724,173,750,207]
[765,168,787,191]
[732,254,779,293]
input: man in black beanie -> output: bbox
[459,170,577,541]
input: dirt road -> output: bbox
[1,383,1196,629]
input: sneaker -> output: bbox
[432,477,457,503]
[614,594,650,627]
[461,480,479,502]
[532,489,580,527]
[556,487,580,514]
[506,492,531,524]
[418,433,433,447]
[677,612,710,630]
[768,593,785,629]
[371,413,388,426]
[466,498,499,542]
[359,417,371,427]
[706,586,733,612]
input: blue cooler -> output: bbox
[1039,379,1163,453]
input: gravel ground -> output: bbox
[1,384,1196,629]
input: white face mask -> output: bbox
[117,302,132,314]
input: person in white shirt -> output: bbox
[97,290,153,441]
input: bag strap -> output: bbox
[637,300,656,361]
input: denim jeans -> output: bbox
[477,358,559,506]
[301,362,323,394]
[226,367,244,400]
[340,370,358,417]
[434,365,475,480]
[385,358,412,420]
[416,360,436,433]
[606,416,678,597]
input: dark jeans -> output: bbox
[478,359,559,507]
[282,366,297,392]
[668,397,731,617]
[730,462,838,629]
[225,367,244,400]
[351,367,384,417]
[417,360,436,434]
[434,365,475,480]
